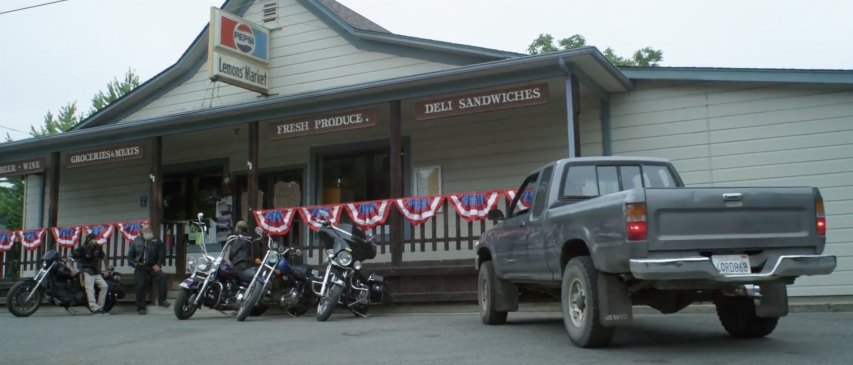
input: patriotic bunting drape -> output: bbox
[505,187,535,212]
[395,196,444,226]
[51,226,82,248]
[117,220,148,242]
[299,205,343,232]
[0,231,16,252]
[86,224,115,245]
[345,200,392,230]
[19,229,46,251]
[253,208,296,236]
[447,191,502,222]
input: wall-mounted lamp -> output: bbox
[149,174,156,183]
[247,161,253,171]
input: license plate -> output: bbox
[711,254,751,275]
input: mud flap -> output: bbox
[493,277,519,312]
[755,282,788,318]
[597,273,632,327]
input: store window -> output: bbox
[321,149,391,204]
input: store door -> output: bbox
[320,149,391,205]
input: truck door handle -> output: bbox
[519,221,527,227]
[723,193,743,202]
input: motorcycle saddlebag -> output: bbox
[108,279,126,299]
[367,272,384,304]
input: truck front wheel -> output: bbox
[478,261,508,325]
[562,256,614,348]
[715,296,779,338]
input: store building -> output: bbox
[0,0,850,298]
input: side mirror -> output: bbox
[254,227,264,236]
[317,210,330,221]
[487,209,505,221]
[197,212,204,222]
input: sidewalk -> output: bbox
[6,295,852,316]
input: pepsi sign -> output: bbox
[209,8,270,93]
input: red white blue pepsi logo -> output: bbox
[234,23,255,53]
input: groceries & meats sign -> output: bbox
[65,142,144,168]
[208,8,270,94]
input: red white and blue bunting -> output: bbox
[19,229,46,251]
[298,205,343,232]
[50,225,82,248]
[117,220,148,242]
[86,224,114,246]
[253,208,296,236]
[395,196,444,226]
[345,200,392,230]
[505,187,535,212]
[0,231,16,252]
[447,191,502,222]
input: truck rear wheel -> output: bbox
[478,261,508,325]
[562,256,614,348]
[715,296,779,338]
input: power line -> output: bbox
[0,125,30,136]
[0,0,68,15]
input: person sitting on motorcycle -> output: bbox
[72,234,110,315]
[226,221,253,272]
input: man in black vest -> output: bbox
[128,223,170,314]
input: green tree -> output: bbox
[527,33,663,67]
[0,69,140,232]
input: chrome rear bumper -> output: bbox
[629,255,837,282]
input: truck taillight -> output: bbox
[816,199,826,236]
[626,203,647,241]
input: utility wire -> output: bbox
[0,0,68,15]
[0,125,30,136]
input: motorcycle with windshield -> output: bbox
[173,213,265,319]
[235,227,320,321]
[6,251,124,317]
[313,212,385,321]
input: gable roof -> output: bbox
[72,0,522,131]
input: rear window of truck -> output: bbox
[561,164,677,198]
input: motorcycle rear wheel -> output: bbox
[174,289,198,320]
[236,282,263,322]
[316,284,342,322]
[7,281,42,317]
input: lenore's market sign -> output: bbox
[66,142,144,168]
[0,157,45,178]
[414,83,550,120]
[269,108,379,140]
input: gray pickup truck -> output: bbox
[475,156,836,348]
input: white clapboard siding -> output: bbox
[120,0,458,124]
[610,80,853,296]
[56,147,151,226]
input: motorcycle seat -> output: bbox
[239,267,257,283]
[289,264,311,280]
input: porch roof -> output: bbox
[0,47,630,160]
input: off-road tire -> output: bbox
[715,296,779,338]
[562,256,615,348]
[478,261,508,325]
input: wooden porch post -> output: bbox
[46,151,60,250]
[389,100,403,266]
[150,136,163,237]
[247,122,260,255]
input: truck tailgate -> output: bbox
[645,187,819,252]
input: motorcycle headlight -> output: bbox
[187,258,196,272]
[335,251,353,267]
[197,257,212,272]
[353,261,362,270]
[42,261,48,269]
[269,240,279,251]
[267,252,279,265]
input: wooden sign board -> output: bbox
[0,157,46,178]
[268,108,378,140]
[66,142,144,168]
[414,83,550,120]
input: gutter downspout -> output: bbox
[558,58,579,158]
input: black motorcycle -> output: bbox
[174,213,264,320]
[6,250,124,317]
[313,214,385,321]
[235,227,320,321]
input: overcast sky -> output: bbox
[1,0,852,141]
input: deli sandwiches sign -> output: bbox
[66,143,144,168]
[0,157,45,178]
[414,83,550,120]
[208,8,271,94]
[269,108,379,140]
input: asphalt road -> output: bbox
[1,306,851,365]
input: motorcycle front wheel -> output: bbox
[174,289,199,320]
[316,284,343,322]
[7,281,42,317]
[236,282,263,322]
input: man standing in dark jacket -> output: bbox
[128,223,170,314]
[73,234,109,314]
